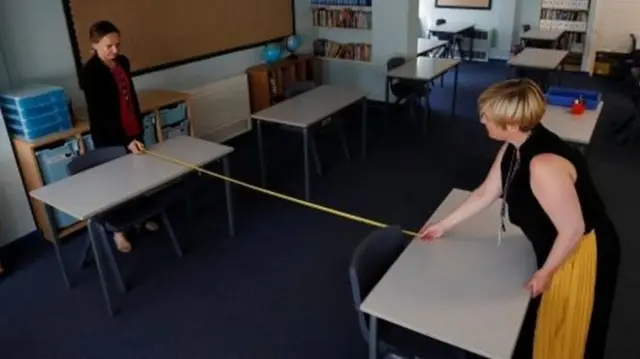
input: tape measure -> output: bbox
[143,149,419,237]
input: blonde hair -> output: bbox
[477,78,546,132]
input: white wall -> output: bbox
[419,0,529,59]
[0,0,312,245]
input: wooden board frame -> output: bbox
[435,0,492,10]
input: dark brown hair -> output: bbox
[89,20,120,43]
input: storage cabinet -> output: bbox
[13,89,193,242]
[246,55,321,113]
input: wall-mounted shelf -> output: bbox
[313,39,371,62]
[312,7,372,29]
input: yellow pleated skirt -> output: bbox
[533,230,597,359]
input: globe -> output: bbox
[262,44,282,64]
[285,35,301,53]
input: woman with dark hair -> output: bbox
[79,20,157,253]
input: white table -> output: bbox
[386,57,461,134]
[417,38,448,57]
[521,29,564,43]
[251,85,369,200]
[508,48,569,90]
[361,189,537,359]
[428,22,476,60]
[542,101,604,145]
[30,136,235,315]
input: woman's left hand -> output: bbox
[525,269,553,298]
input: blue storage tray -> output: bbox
[159,103,187,126]
[7,117,73,142]
[2,105,71,128]
[545,87,601,110]
[83,134,95,152]
[1,101,68,123]
[163,119,189,140]
[142,113,157,147]
[36,140,79,228]
[0,85,67,110]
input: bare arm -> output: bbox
[530,154,585,276]
[439,144,507,231]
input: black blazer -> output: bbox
[79,54,143,149]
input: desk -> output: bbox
[386,57,460,133]
[417,38,448,57]
[508,48,569,90]
[361,189,537,359]
[521,29,564,48]
[428,22,475,60]
[251,85,368,201]
[30,136,234,315]
[542,101,604,145]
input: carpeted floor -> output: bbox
[0,60,638,359]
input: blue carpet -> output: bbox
[0,61,638,359]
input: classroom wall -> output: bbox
[0,0,313,245]
[419,0,530,59]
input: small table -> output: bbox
[251,85,369,201]
[417,38,448,57]
[428,22,476,60]
[508,48,569,89]
[30,136,235,315]
[361,189,537,359]
[521,29,564,48]
[542,101,604,145]
[386,57,461,134]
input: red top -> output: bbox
[111,64,141,138]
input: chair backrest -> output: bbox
[348,225,410,343]
[522,24,531,33]
[67,146,127,175]
[386,57,405,71]
[435,18,446,26]
[285,81,316,99]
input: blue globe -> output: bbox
[285,35,301,53]
[262,44,282,64]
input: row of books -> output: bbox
[313,39,372,62]
[311,0,372,5]
[313,9,372,29]
[541,9,588,21]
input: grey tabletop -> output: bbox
[417,38,448,55]
[429,22,475,34]
[387,57,460,81]
[508,48,569,69]
[251,85,369,128]
[542,101,604,144]
[30,136,233,220]
[361,189,537,359]
[521,29,564,41]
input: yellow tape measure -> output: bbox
[143,150,419,237]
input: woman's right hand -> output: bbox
[127,140,145,154]
[418,221,446,241]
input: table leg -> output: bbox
[222,156,235,237]
[88,219,116,317]
[423,84,431,137]
[452,65,459,117]
[361,98,367,158]
[302,128,311,201]
[256,119,266,187]
[384,77,390,123]
[45,204,71,289]
[369,316,378,359]
[468,31,475,61]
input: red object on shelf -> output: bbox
[571,98,585,115]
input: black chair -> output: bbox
[387,57,428,124]
[621,34,640,108]
[68,146,184,292]
[282,81,351,176]
[349,226,458,358]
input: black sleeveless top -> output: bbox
[500,124,615,265]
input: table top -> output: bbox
[387,57,460,81]
[508,47,569,69]
[30,136,233,220]
[360,189,537,359]
[521,29,564,41]
[429,22,475,34]
[542,101,604,144]
[417,38,448,56]
[251,85,368,128]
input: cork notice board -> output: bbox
[62,0,294,75]
[435,0,492,9]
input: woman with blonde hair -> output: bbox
[419,78,619,358]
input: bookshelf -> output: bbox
[539,0,591,72]
[311,1,373,63]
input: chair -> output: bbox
[621,34,640,107]
[282,81,351,176]
[69,146,184,292]
[349,226,458,358]
[387,57,427,123]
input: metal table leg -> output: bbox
[256,119,266,187]
[384,77,391,123]
[302,128,311,201]
[222,156,235,237]
[452,64,459,116]
[361,98,367,158]
[423,84,431,136]
[368,316,378,359]
[45,204,71,289]
[88,219,116,317]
